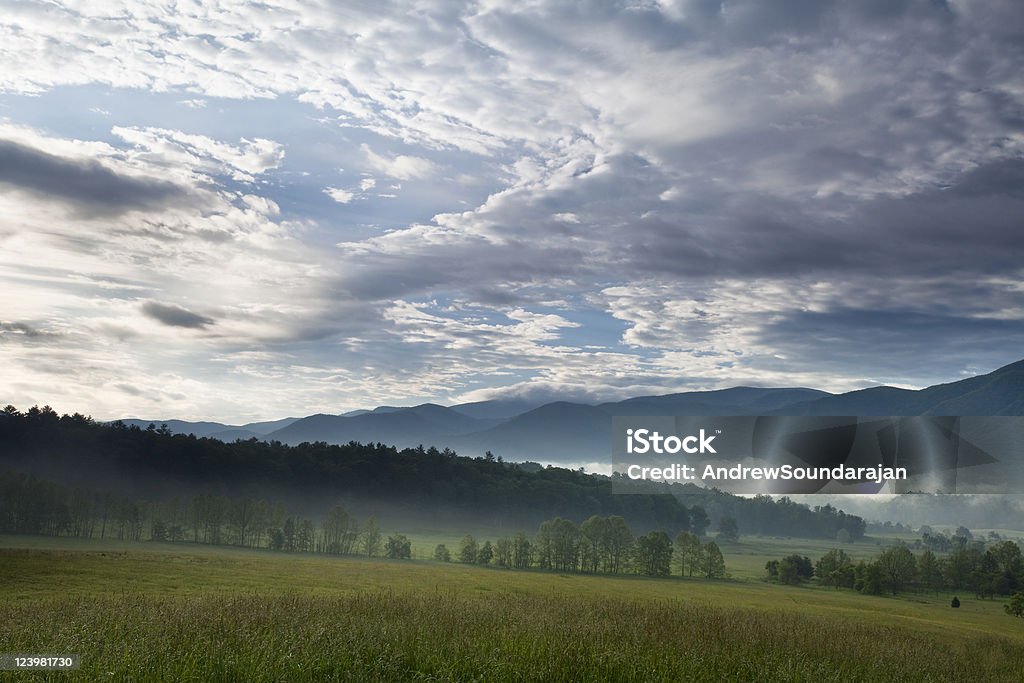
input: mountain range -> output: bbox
[118,359,1024,464]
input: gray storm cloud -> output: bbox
[141,302,215,330]
[0,140,184,215]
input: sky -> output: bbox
[1,0,1023,423]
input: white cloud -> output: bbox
[324,187,355,204]
[360,144,437,180]
[111,127,285,183]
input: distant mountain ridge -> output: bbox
[781,360,1024,416]
[115,416,300,443]
[115,360,1024,464]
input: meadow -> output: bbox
[2,535,1024,681]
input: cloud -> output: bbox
[0,139,184,215]
[0,321,61,343]
[2,1,1024,421]
[141,302,215,329]
[111,127,285,183]
[361,144,437,180]
[324,187,355,204]
[0,124,340,420]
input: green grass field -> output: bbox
[2,536,1023,681]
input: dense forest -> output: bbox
[0,405,864,539]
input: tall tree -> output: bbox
[675,531,702,578]
[605,516,633,574]
[815,549,854,588]
[701,541,726,579]
[877,544,917,595]
[360,517,382,557]
[458,534,479,564]
[689,506,710,537]
[635,531,673,577]
[385,533,412,559]
[918,549,942,593]
[716,517,739,542]
[512,532,532,569]
[477,540,494,565]
[321,505,353,554]
[494,537,512,568]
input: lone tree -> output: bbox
[433,543,451,562]
[385,533,412,559]
[689,506,710,537]
[717,517,739,542]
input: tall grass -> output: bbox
[2,590,1022,682]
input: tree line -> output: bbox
[434,516,727,579]
[0,471,731,579]
[1,405,864,539]
[765,536,1024,600]
[0,470,421,557]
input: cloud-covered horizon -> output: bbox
[1,0,1023,422]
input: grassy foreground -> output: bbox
[2,542,1023,681]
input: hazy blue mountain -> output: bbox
[393,363,1024,462]
[927,365,1024,414]
[240,417,301,434]
[116,360,1024,462]
[446,388,831,462]
[114,416,299,439]
[449,398,548,420]
[777,387,920,416]
[403,403,502,432]
[266,403,495,447]
[783,360,1024,416]
[115,419,234,438]
[449,402,612,462]
[207,428,262,441]
[606,387,831,415]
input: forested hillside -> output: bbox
[0,405,864,539]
